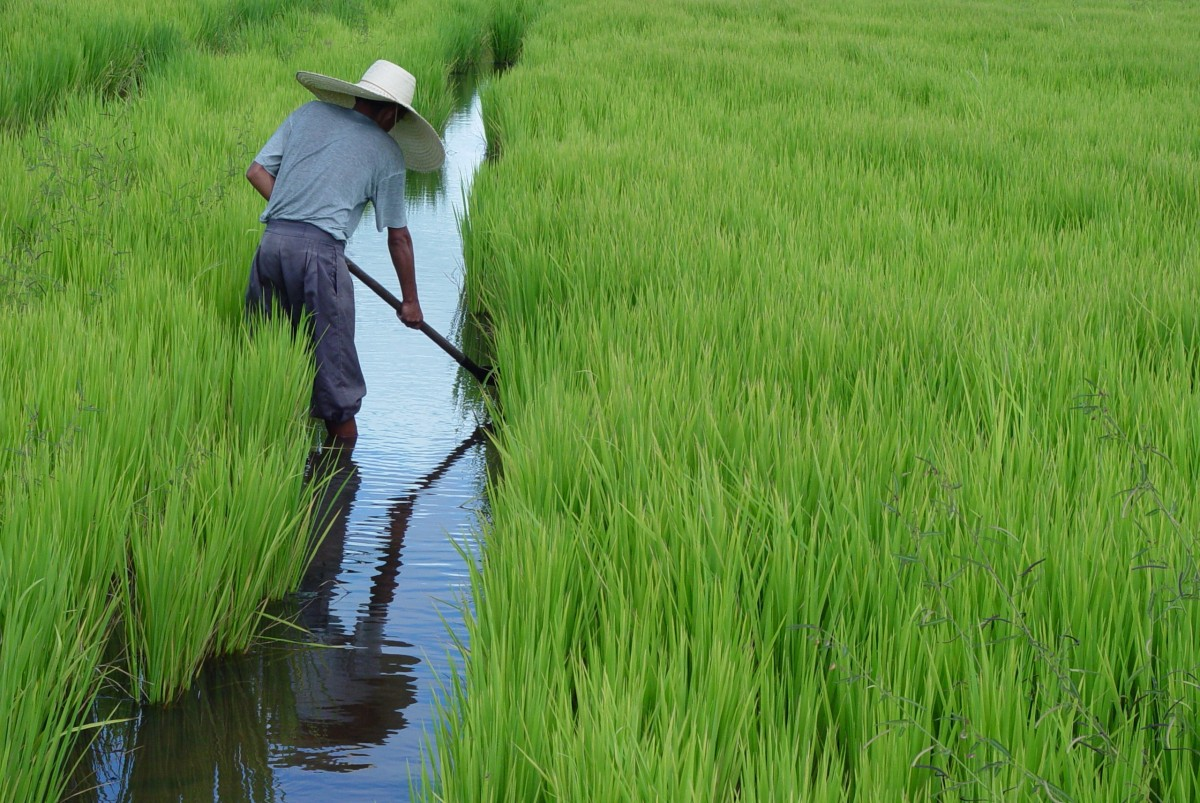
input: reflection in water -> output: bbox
[286,429,488,774]
[283,429,488,775]
[73,428,489,801]
[67,88,490,802]
[281,445,416,773]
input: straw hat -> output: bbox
[295,60,445,172]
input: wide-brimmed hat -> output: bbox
[296,60,445,172]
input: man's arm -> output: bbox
[387,226,423,327]
[246,161,275,201]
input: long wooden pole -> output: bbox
[344,257,496,387]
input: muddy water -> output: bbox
[69,90,490,802]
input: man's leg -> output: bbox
[325,416,358,445]
[307,247,366,437]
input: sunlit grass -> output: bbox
[430,0,1200,800]
[1,0,495,797]
[7,0,1200,798]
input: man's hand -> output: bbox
[399,299,423,328]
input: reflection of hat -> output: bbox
[295,60,445,172]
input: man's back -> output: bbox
[256,101,408,241]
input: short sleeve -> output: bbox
[253,112,294,177]
[372,170,408,230]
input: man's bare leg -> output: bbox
[325,416,358,447]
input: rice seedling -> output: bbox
[7,0,1199,797]
[426,0,1200,799]
[2,0,495,795]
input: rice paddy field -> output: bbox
[433,0,1200,800]
[3,0,1199,800]
[0,0,479,799]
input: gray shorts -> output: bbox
[245,220,365,424]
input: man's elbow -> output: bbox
[246,162,262,183]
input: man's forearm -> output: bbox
[386,226,423,327]
[387,228,418,302]
[246,161,275,201]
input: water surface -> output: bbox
[69,89,490,803]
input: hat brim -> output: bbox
[296,71,446,172]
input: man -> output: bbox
[245,60,445,444]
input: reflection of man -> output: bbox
[301,445,364,618]
[245,60,445,444]
[283,428,484,766]
[67,431,488,794]
[284,445,418,768]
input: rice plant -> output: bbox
[1,0,487,796]
[7,0,1199,798]
[428,0,1200,799]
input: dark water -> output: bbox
[68,90,490,803]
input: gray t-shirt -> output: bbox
[255,101,407,241]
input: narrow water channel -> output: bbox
[68,87,491,802]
